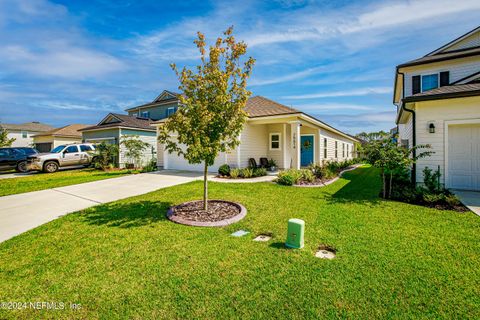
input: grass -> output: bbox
[0,168,138,197]
[0,166,478,319]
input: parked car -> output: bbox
[0,147,38,172]
[28,143,97,173]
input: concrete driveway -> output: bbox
[453,190,480,216]
[0,170,203,243]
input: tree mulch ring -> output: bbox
[167,200,247,227]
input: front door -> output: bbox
[300,135,314,167]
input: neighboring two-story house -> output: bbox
[80,91,181,168]
[394,26,480,191]
[1,121,54,148]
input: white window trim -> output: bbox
[21,131,28,138]
[167,107,175,116]
[269,132,281,151]
[413,71,447,93]
[141,111,150,118]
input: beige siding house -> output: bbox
[394,26,480,191]
[153,96,358,172]
[32,124,90,152]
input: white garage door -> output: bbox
[166,151,228,172]
[448,123,480,190]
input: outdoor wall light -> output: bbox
[429,123,435,133]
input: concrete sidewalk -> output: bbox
[0,170,202,243]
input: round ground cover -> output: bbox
[167,200,247,227]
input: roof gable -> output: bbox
[154,90,179,102]
[427,26,480,56]
[80,113,155,132]
[1,122,54,132]
[99,114,123,125]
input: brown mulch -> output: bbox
[296,178,329,186]
[171,200,241,222]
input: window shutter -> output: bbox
[412,75,421,94]
[440,71,450,86]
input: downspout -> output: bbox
[397,70,417,184]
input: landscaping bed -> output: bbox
[167,200,247,226]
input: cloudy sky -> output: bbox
[0,0,479,134]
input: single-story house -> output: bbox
[152,96,359,172]
[80,113,157,167]
[32,124,90,152]
[394,25,480,191]
[1,122,54,148]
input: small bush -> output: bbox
[422,193,445,204]
[141,159,157,172]
[301,169,315,183]
[445,194,461,207]
[218,164,230,176]
[308,163,324,179]
[230,168,240,179]
[277,169,302,185]
[242,168,254,178]
[253,168,267,177]
[267,159,277,168]
[277,174,294,186]
[423,166,441,193]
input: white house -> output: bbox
[1,122,54,148]
[394,25,480,191]
[152,95,358,172]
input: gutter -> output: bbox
[396,70,417,184]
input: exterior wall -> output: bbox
[128,102,178,121]
[119,129,157,168]
[319,129,355,162]
[266,123,284,169]
[7,130,42,147]
[82,128,120,143]
[446,32,480,52]
[238,123,268,168]
[398,114,413,148]
[401,56,480,97]
[412,96,480,185]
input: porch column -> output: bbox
[282,124,288,169]
[290,122,301,169]
[317,129,322,163]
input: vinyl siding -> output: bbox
[398,114,413,148]
[413,96,480,185]
[238,123,268,168]
[82,128,120,143]
[128,102,178,121]
[402,56,480,97]
[7,130,43,147]
[445,32,480,52]
[320,130,354,162]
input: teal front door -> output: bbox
[300,135,314,167]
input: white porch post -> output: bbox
[317,129,322,163]
[290,122,301,169]
[282,124,288,169]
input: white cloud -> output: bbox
[283,87,392,99]
[250,66,326,86]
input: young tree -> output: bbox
[93,142,119,170]
[158,27,255,210]
[120,135,151,168]
[0,125,15,147]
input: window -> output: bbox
[421,74,439,92]
[335,141,338,158]
[22,131,28,138]
[323,138,327,159]
[0,149,11,157]
[347,144,349,157]
[167,107,176,117]
[141,111,150,118]
[342,143,345,157]
[401,139,409,149]
[270,133,281,150]
[80,145,93,152]
[64,145,79,153]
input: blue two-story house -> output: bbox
[80,90,179,168]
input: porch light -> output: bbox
[429,123,435,133]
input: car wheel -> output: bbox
[16,161,28,173]
[43,161,59,173]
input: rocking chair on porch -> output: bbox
[249,158,269,168]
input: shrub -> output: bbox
[218,164,230,176]
[422,193,445,204]
[301,169,315,183]
[242,168,254,178]
[277,169,302,185]
[230,168,240,179]
[141,159,157,172]
[445,194,461,207]
[423,166,441,193]
[277,174,294,186]
[308,163,324,179]
[267,159,277,168]
[94,142,119,170]
[253,168,267,177]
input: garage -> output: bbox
[165,150,229,172]
[448,123,480,190]
[35,142,53,153]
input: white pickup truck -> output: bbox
[28,143,97,173]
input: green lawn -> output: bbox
[0,166,478,319]
[0,168,138,196]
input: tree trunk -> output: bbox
[203,162,208,211]
[389,171,393,198]
[382,169,386,199]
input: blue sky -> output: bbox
[0,0,479,134]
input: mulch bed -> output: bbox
[167,200,247,227]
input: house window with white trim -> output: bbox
[323,138,327,159]
[342,143,345,157]
[347,144,349,157]
[141,111,150,118]
[22,131,28,138]
[269,133,281,150]
[167,107,176,117]
[335,141,338,158]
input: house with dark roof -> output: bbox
[151,93,359,172]
[80,113,157,168]
[393,25,480,191]
[1,122,54,148]
[32,124,91,152]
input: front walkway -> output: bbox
[453,190,480,216]
[0,170,203,243]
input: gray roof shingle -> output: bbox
[80,113,155,132]
[1,122,54,132]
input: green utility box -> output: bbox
[285,218,305,249]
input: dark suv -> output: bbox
[0,147,38,172]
